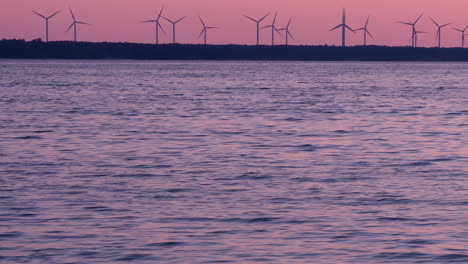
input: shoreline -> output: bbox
[1,39,468,62]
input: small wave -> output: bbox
[116,254,153,261]
[145,241,185,247]
[0,232,23,238]
[14,135,42,140]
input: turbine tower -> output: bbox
[355,16,373,46]
[244,13,270,45]
[33,10,61,42]
[163,16,186,44]
[329,9,354,47]
[142,7,165,44]
[261,12,281,46]
[66,8,89,42]
[198,16,218,45]
[399,13,423,48]
[278,17,294,45]
[453,26,468,48]
[429,17,451,48]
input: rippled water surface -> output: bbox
[1,60,467,263]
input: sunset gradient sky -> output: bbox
[1,0,467,47]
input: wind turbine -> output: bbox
[163,15,186,44]
[66,8,89,42]
[355,16,373,46]
[429,17,451,48]
[399,13,423,47]
[453,26,468,48]
[261,12,281,46]
[278,17,294,45]
[329,9,355,47]
[33,10,61,42]
[244,12,270,45]
[198,16,218,45]
[142,7,165,44]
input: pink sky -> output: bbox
[1,0,467,47]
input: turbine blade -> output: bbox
[48,10,61,19]
[355,28,365,31]
[329,24,342,32]
[365,16,370,27]
[366,30,374,39]
[272,12,277,24]
[66,22,75,32]
[287,17,292,28]
[142,20,157,23]
[414,13,424,24]
[453,28,463,32]
[198,28,205,39]
[429,17,439,27]
[33,11,46,19]
[76,21,89,25]
[464,25,468,31]
[345,24,355,32]
[399,22,412,26]
[441,23,451,28]
[199,16,206,27]
[175,16,186,23]
[158,22,166,34]
[261,25,272,29]
[163,17,174,24]
[288,31,294,40]
[243,15,257,23]
[69,8,76,21]
[157,7,164,19]
[259,12,270,22]
[274,26,282,35]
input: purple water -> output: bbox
[1,60,467,263]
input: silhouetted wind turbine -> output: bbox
[355,16,373,46]
[198,16,218,45]
[261,12,281,46]
[453,26,468,48]
[66,8,89,42]
[142,7,165,44]
[33,10,61,42]
[244,12,270,45]
[278,17,294,45]
[163,15,186,44]
[329,9,354,47]
[429,17,451,48]
[399,13,423,47]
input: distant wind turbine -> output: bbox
[355,16,373,46]
[244,12,270,45]
[66,8,89,42]
[278,17,294,45]
[429,17,451,48]
[453,26,468,48]
[329,9,355,47]
[142,7,165,44]
[261,12,281,46]
[163,15,186,44]
[33,10,61,42]
[198,16,218,45]
[399,13,424,47]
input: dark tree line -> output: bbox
[1,39,467,61]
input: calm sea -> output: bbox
[0,60,467,263]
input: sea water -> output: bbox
[0,60,467,263]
